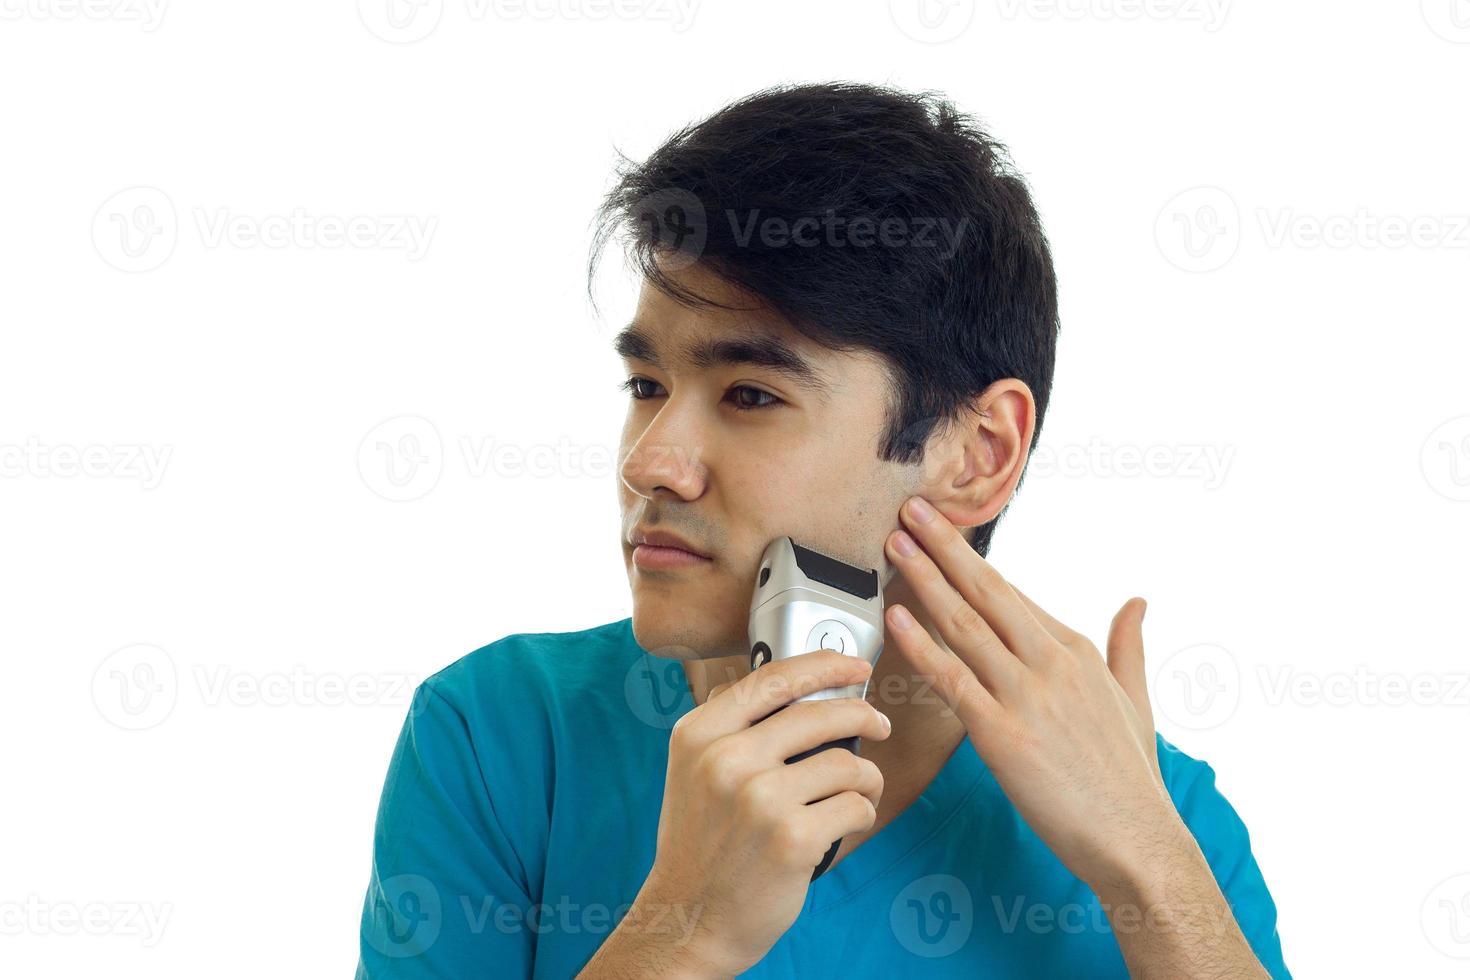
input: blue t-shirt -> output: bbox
[356,618,1291,978]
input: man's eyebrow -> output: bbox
[612,324,831,396]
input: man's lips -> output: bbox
[629,528,711,558]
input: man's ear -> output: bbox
[921,379,1036,530]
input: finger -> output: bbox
[885,526,1025,692]
[884,602,1001,726]
[697,649,872,736]
[735,696,890,764]
[1007,582,1082,646]
[896,496,1053,665]
[798,790,877,857]
[1106,597,1153,728]
[756,746,884,808]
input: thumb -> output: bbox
[1106,596,1152,726]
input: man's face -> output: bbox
[616,261,931,661]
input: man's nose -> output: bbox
[619,410,709,501]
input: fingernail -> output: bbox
[889,605,915,630]
[891,530,917,557]
[879,711,891,731]
[906,496,935,523]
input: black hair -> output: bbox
[588,80,1058,558]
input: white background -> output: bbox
[2,1,1467,977]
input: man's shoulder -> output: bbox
[1156,733,1235,817]
[1156,732,1213,785]
[417,616,641,713]
[1155,733,1267,869]
[1153,734,1290,975]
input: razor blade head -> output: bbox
[752,536,880,606]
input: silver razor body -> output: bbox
[747,537,884,702]
[747,537,886,880]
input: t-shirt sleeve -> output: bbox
[1162,737,1292,980]
[356,680,535,979]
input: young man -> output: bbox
[356,82,1291,978]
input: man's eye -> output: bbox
[618,376,662,400]
[617,377,781,412]
[726,386,780,411]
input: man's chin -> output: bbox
[629,597,746,662]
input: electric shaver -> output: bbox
[747,536,884,881]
